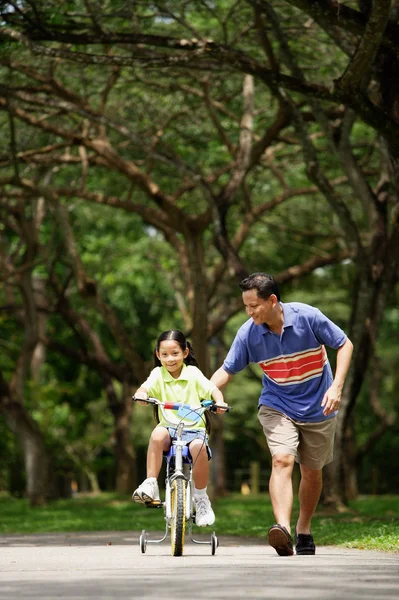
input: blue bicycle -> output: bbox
[132,396,231,556]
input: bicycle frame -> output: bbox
[164,422,189,520]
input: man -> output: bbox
[211,273,353,556]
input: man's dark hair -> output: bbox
[239,272,280,301]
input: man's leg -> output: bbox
[258,407,298,555]
[267,453,295,555]
[269,453,295,533]
[296,464,322,534]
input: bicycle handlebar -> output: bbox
[132,396,231,413]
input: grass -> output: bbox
[0,492,398,553]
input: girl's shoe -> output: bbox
[132,478,160,503]
[194,494,215,527]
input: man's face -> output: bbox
[242,289,275,325]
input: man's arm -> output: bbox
[333,337,354,387]
[210,367,234,390]
[321,337,354,416]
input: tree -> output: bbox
[1,0,397,504]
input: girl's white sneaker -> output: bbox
[194,494,215,527]
[132,478,160,503]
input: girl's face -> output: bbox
[156,340,189,379]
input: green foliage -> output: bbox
[1,0,398,503]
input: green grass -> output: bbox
[0,492,398,553]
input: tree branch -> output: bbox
[2,26,398,148]
[278,0,399,54]
[6,96,20,183]
[208,247,351,338]
[336,0,392,92]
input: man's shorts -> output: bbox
[258,406,337,470]
[166,427,212,460]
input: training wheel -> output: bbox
[139,529,147,553]
[211,531,218,555]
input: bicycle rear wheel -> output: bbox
[170,478,186,556]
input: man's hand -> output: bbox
[321,384,342,416]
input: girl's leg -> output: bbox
[133,427,171,503]
[189,438,209,489]
[189,438,215,526]
[146,426,171,478]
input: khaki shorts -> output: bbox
[258,406,337,470]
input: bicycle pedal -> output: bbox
[145,500,164,509]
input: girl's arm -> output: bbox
[134,386,149,404]
[134,368,160,403]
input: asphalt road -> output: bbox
[1,532,398,600]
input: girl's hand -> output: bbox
[134,391,149,406]
[214,401,229,414]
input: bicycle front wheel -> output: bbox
[170,478,186,556]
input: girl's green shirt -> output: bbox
[141,364,216,429]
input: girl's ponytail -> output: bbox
[184,340,199,367]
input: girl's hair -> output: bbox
[152,330,212,432]
[153,330,199,368]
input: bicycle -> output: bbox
[131,396,231,556]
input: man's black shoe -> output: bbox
[295,526,316,555]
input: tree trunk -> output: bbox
[105,378,136,493]
[341,414,358,501]
[323,224,399,506]
[31,276,47,383]
[114,397,136,493]
[184,233,230,496]
[2,399,49,506]
[0,249,51,505]
[210,415,228,496]
[188,234,211,373]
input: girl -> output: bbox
[132,330,227,527]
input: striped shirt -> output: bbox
[223,302,347,422]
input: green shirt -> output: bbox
[141,364,216,429]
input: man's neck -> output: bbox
[265,302,284,335]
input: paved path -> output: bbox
[1,532,398,599]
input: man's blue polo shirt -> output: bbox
[223,302,347,422]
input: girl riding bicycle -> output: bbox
[132,330,227,527]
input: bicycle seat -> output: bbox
[164,445,191,463]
